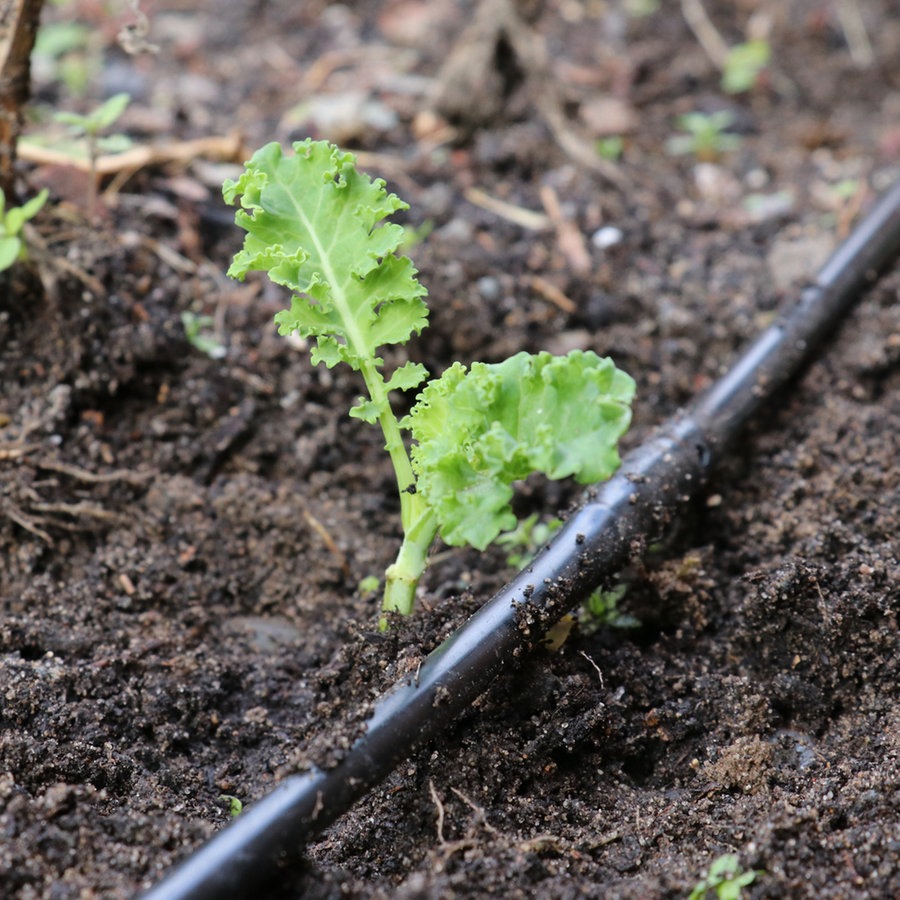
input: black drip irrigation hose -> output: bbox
[142,180,900,899]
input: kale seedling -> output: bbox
[224,140,635,620]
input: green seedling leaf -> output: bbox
[34,21,92,59]
[581,583,640,631]
[495,513,563,569]
[225,139,428,373]
[92,92,131,130]
[596,135,624,161]
[181,312,227,359]
[56,92,130,135]
[689,853,761,900]
[4,189,49,237]
[721,40,771,94]
[0,188,49,271]
[4,208,26,235]
[218,794,243,817]
[358,575,381,595]
[97,133,133,154]
[0,237,21,271]
[17,189,49,223]
[405,350,635,549]
[666,111,741,160]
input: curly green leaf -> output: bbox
[224,139,428,371]
[404,350,635,549]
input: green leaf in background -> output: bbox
[0,237,22,271]
[722,40,771,94]
[56,92,131,135]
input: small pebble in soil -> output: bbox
[591,225,623,249]
[476,276,501,301]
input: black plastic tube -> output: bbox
[141,180,900,899]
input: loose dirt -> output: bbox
[1,1,898,897]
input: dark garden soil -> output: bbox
[2,1,900,897]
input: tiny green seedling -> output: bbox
[580,583,640,631]
[54,92,132,151]
[666,111,742,162]
[224,140,635,621]
[596,136,625,162]
[218,794,243,817]
[721,40,771,94]
[181,311,227,360]
[689,853,761,900]
[54,93,131,216]
[495,513,563,570]
[0,188,49,273]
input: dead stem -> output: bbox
[302,508,350,578]
[680,0,729,70]
[428,780,446,845]
[34,459,155,485]
[4,502,52,542]
[450,787,500,835]
[834,0,873,68]
[28,501,127,524]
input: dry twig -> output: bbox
[428,780,447,845]
[834,0,873,68]
[18,133,245,177]
[680,0,729,70]
[526,274,577,314]
[34,458,156,486]
[464,186,550,230]
[539,184,591,275]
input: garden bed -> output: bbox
[1,1,899,897]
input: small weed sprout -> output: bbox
[358,574,381,596]
[580,583,640,631]
[33,20,97,95]
[181,311,227,360]
[218,794,243,817]
[54,93,131,216]
[495,513,563,570]
[689,853,760,900]
[721,40,771,94]
[596,136,625,162]
[623,0,659,16]
[0,188,49,273]
[666,111,742,162]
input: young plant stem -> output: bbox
[382,506,439,619]
[86,132,99,221]
[355,357,438,619]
